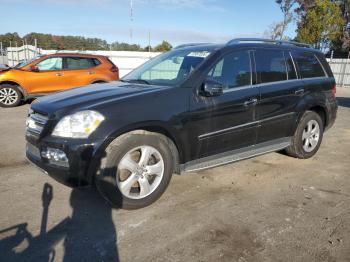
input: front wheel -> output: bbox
[0,84,22,108]
[285,111,324,159]
[95,131,174,209]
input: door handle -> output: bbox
[244,98,258,106]
[295,89,304,95]
[88,71,95,75]
[56,72,64,77]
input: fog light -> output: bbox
[41,147,69,168]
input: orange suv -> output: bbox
[0,53,119,107]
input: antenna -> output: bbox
[130,0,133,43]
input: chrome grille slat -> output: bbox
[26,111,49,136]
[31,114,48,125]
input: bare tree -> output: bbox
[276,0,297,40]
[264,22,284,40]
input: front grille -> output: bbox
[26,111,49,136]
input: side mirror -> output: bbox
[201,79,224,97]
[29,65,39,72]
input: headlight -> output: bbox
[52,110,105,138]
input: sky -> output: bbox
[0,0,297,47]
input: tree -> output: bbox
[153,41,172,52]
[332,0,350,51]
[275,0,297,40]
[264,21,285,40]
[0,32,22,47]
[296,0,345,50]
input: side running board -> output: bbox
[181,137,291,173]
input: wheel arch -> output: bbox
[90,79,108,84]
[0,80,27,98]
[87,123,184,184]
[307,105,327,129]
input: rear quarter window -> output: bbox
[93,58,101,66]
[65,57,96,69]
[293,52,326,79]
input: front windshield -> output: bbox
[122,48,212,86]
[14,56,41,68]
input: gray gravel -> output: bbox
[0,89,350,262]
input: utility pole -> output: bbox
[148,30,151,54]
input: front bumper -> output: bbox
[26,136,105,187]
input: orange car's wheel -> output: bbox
[0,84,22,108]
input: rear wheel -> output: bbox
[95,130,174,209]
[285,111,324,159]
[0,84,22,107]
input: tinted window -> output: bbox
[36,57,63,71]
[255,50,287,83]
[285,53,297,80]
[294,52,325,78]
[207,51,251,89]
[93,58,101,66]
[66,57,95,69]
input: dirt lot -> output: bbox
[0,89,350,262]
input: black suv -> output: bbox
[26,38,338,209]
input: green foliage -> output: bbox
[110,42,142,51]
[153,41,172,52]
[0,32,173,52]
[0,32,22,47]
[296,0,345,49]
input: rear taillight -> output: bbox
[110,65,118,73]
[332,84,336,98]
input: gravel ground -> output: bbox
[0,88,349,262]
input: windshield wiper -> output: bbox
[120,79,151,85]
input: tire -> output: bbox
[95,130,174,210]
[0,84,22,108]
[285,111,324,159]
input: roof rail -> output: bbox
[55,50,88,54]
[227,38,312,48]
[173,43,212,50]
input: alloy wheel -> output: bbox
[116,145,165,199]
[302,120,320,153]
[0,88,19,106]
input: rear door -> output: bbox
[254,48,304,143]
[61,57,98,89]
[25,56,65,93]
[189,49,259,159]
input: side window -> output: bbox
[285,52,297,80]
[65,57,96,70]
[255,50,287,83]
[207,51,251,89]
[93,58,101,66]
[294,52,325,78]
[36,57,63,71]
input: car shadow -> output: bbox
[0,182,120,262]
[337,97,350,108]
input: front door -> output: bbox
[25,56,66,93]
[189,49,259,160]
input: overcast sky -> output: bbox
[1,0,297,46]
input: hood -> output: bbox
[0,65,10,72]
[31,81,165,116]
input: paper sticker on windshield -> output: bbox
[187,51,210,58]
